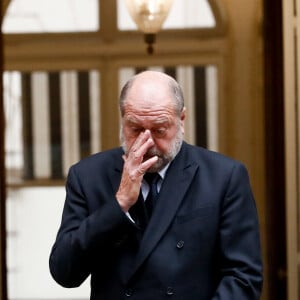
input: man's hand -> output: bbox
[116,130,158,212]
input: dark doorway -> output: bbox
[263,0,287,298]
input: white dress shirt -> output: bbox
[126,163,170,221]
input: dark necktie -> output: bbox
[143,172,160,218]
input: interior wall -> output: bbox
[221,1,268,298]
[282,0,300,299]
[1,0,269,299]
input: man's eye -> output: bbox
[131,127,142,134]
[153,128,167,136]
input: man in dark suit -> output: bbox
[49,71,263,299]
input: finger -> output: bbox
[140,155,158,171]
[130,131,154,161]
[136,166,145,175]
[133,155,158,179]
[130,130,150,153]
[133,138,154,160]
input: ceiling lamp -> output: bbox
[125,0,174,54]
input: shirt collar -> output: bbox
[158,162,170,180]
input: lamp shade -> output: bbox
[125,0,174,34]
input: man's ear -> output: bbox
[180,107,186,133]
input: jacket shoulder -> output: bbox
[70,147,123,172]
[185,143,241,165]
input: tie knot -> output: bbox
[144,172,160,184]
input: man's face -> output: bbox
[120,78,185,172]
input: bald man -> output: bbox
[50,71,263,299]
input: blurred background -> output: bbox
[0,0,296,299]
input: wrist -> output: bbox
[115,192,130,213]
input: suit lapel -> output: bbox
[106,145,199,283]
[127,143,198,281]
[107,148,124,194]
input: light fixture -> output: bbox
[125,0,174,54]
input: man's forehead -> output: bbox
[127,77,171,100]
[124,114,171,124]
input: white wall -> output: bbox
[6,187,90,299]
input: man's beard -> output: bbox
[120,125,183,173]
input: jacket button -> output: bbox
[125,288,133,297]
[166,286,174,296]
[176,240,184,249]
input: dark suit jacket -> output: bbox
[49,142,263,299]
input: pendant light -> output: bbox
[125,0,174,54]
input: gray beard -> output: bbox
[120,127,183,173]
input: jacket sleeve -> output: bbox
[49,165,134,288]
[212,163,263,299]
